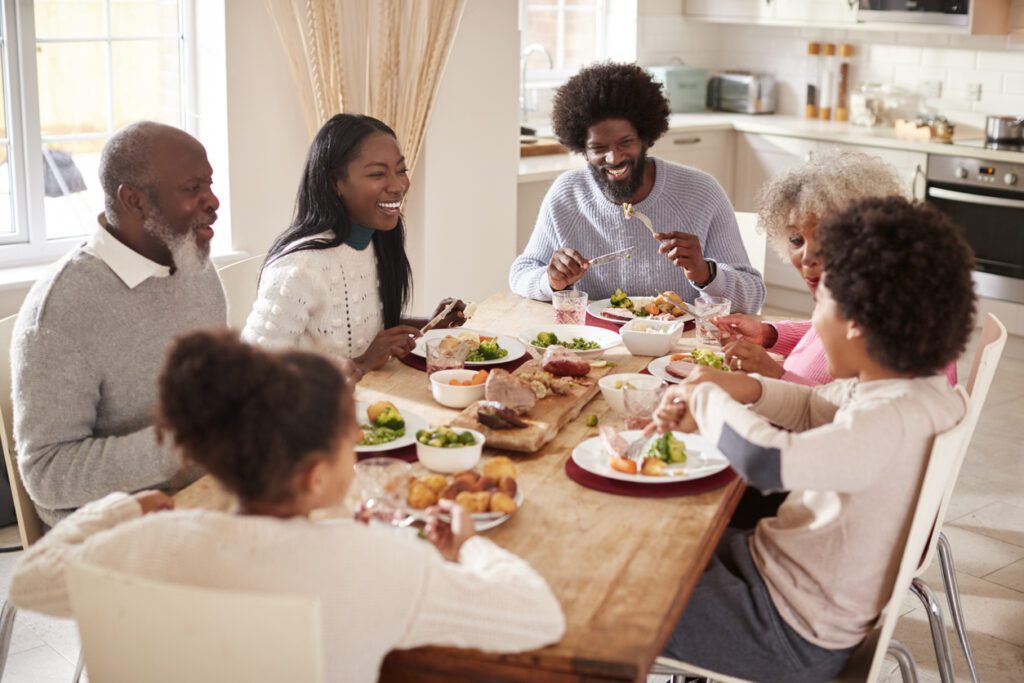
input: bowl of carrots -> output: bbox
[429,369,489,409]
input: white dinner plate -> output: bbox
[518,324,621,360]
[411,329,527,367]
[572,430,729,484]
[355,402,430,453]
[587,297,694,326]
[646,351,728,384]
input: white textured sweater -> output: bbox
[242,238,383,360]
[9,494,566,683]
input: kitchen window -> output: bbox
[0,0,195,268]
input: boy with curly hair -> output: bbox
[509,62,765,312]
[650,197,976,682]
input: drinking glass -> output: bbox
[693,295,732,347]
[425,337,469,384]
[552,289,588,325]
[622,381,666,430]
[352,457,412,526]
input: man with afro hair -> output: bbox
[648,197,976,682]
[509,62,765,313]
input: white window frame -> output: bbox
[0,0,196,268]
[520,0,609,89]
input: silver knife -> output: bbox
[421,300,458,333]
[588,246,635,267]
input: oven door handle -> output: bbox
[928,187,1024,210]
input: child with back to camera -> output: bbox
[649,197,976,682]
[9,331,565,682]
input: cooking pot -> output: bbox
[986,115,1024,142]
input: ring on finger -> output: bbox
[736,358,744,371]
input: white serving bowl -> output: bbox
[598,373,665,413]
[415,428,485,473]
[619,318,684,357]
[518,324,621,360]
[429,369,486,409]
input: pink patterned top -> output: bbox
[767,321,957,387]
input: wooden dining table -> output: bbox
[173,292,746,683]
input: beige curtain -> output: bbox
[265,0,465,174]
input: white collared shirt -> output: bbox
[85,223,171,289]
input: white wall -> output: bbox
[636,3,1024,130]
[405,0,520,314]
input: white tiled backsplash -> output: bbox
[637,5,1024,130]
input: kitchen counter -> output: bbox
[519,113,1024,183]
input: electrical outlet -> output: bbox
[922,80,942,99]
[967,82,983,102]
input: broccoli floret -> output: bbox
[610,288,633,309]
[374,406,405,431]
[534,331,559,347]
[648,433,687,464]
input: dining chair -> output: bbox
[734,211,767,282]
[67,561,325,683]
[908,312,1006,683]
[651,388,974,683]
[217,253,266,331]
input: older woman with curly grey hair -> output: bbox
[716,149,915,385]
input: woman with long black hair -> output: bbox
[243,114,464,375]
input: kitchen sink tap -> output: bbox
[520,43,553,126]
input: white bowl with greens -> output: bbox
[414,426,485,473]
[518,324,620,361]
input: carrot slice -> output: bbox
[610,456,638,474]
[671,353,687,361]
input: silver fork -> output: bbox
[624,435,649,467]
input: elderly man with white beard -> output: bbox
[11,121,226,525]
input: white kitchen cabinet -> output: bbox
[683,0,775,21]
[774,0,856,24]
[651,130,736,200]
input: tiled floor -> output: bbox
[1,330,1022,682]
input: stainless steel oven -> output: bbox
[926,154,1024,304]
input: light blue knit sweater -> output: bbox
[509,157,765,313]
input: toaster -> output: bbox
[707,73,776,114]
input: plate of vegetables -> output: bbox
[355,401,430,453]
[518,324,620,360]
[588,289,695,325]
[646,349,731,384]
[571,430,729,483]
[412,329,526,366]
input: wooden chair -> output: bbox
[217,254,266,331]
[652,387,974,683]
[909,313,1007,683]
[67,561,325,683]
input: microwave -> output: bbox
[858,1,968,26]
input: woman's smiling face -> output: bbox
[786,211,823,294]
[335,131,410,231]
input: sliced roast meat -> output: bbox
[665,360,697,380]
[599,425,628,458]
[541,345,591,377]
[476,401,528,429]
[484,369,537,415]
[601,307,634,321]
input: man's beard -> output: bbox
[589,148,648,204]
[142,208,211,277]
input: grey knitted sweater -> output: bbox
[509,157,765,313]
[11,246,226,524]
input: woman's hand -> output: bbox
[356,326,421,373]
[426,500,476,562]
[723,339,786,379]
[713,314,776,347]
[547,248,588,292]
[430,298,467,330]
[133,490,174,515]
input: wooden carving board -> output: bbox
[451,359,613,454]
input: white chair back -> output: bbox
[0,313,43,548]
[67,561,325,683]
[734,211,767,278]
[838,391,972,682]
[918,313,1006,574]
[217,254,266,331]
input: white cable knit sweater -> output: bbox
[242,237,383,360]
[9,493,566,683]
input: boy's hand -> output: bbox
[133,490,174,515]
[686,366,763,404]
[425,501,476,562]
